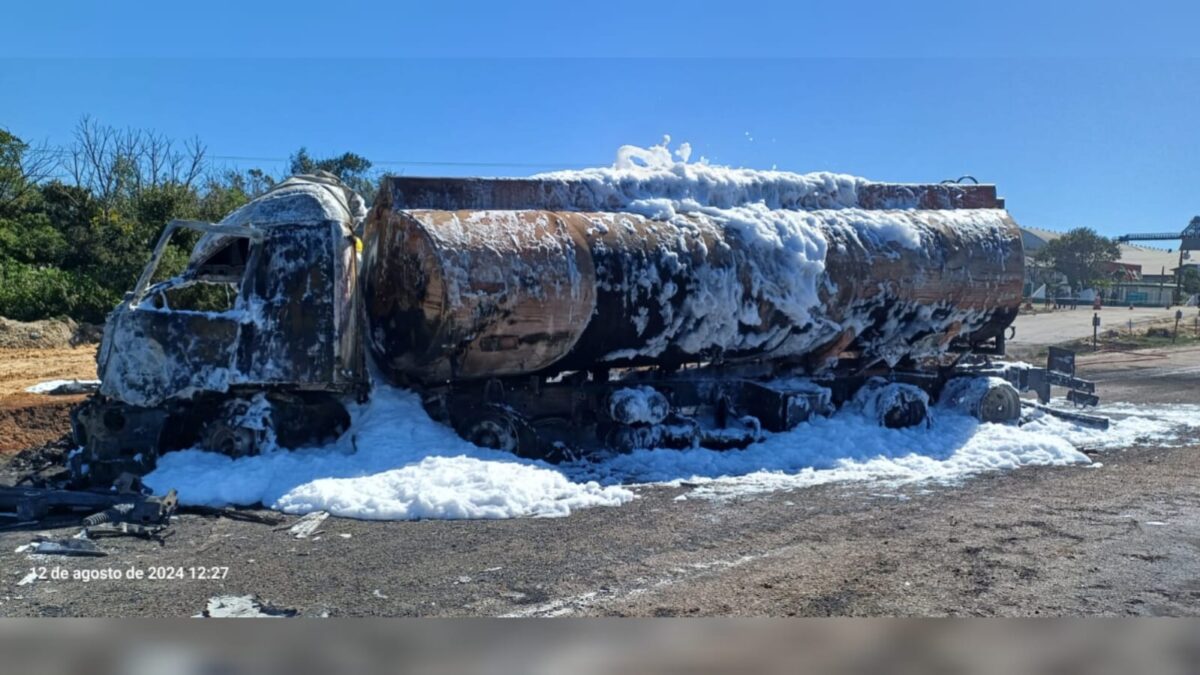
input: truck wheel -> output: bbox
[460,405,535,455]
[200,393,273,456]
[851,379,930,429]
[201,399,270,458]
[976,381,1022,424]
[939,377,1021,424]
[529,417,586,464]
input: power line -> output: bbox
[32,146,596,171]
[212,153,595,168]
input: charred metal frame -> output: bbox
[129,219,265,304]
[75,215,363,485]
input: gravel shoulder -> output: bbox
[0,347,1197,617]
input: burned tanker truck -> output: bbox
[70,171,1099,485]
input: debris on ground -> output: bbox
[7,436,74,485]
[81,488,177,538]
[0,482,177,538]
[286,510,328,538]
[181,504,284,526]
[23,379,100,395]
[201,595,297,618]
[27,537,107,557]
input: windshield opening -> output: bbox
[138,227,256,314]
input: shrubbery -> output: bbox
[0,260,116,322]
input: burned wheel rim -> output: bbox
[202,418,266,458]
[852,379,930,429]
[881,394,928,429]
[462,405,536,454]
[467,418,519,452]
[977,382,1021,424]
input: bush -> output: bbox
[0,260,119,323]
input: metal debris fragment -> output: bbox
[182,505,285,525]
[28,538,107,557]
[202,595,297,618]
[287,511,329,539]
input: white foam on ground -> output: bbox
[143,374,1200,520]
[144,385,634,520]
[571,401,1200,501]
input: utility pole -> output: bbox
[1093,313,1100,351]
[1176,248,1185,303]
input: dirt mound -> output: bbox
[0,346,98,397]
[0,317,101,349]
[0,392,85,453]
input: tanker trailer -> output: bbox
[69,171,1101,486]
[361,175,1101,460]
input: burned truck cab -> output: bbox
[72,174,367,486]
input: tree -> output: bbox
[288,147,376,205]
[65,116,206,223]
[0,128,55,215]
[1033,227,1121,291]
[1181,266,1200,296]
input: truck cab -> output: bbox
[72,174,365,485]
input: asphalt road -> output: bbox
[1009,306,1194,351]
[1,348,1198,617]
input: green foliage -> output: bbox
[289,147,377,205]
[0,128,51,214]
[1033,227,1121,291]
[1181,267,1200,296]
[0,212,69,265]
[0,260,118,322]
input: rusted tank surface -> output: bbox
[363,177,1023,385]
[362,210,597,381]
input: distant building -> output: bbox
[1020,227,1197,306]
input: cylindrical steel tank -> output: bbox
[362,179,1024,384]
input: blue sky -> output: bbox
[3,2,1199,239]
